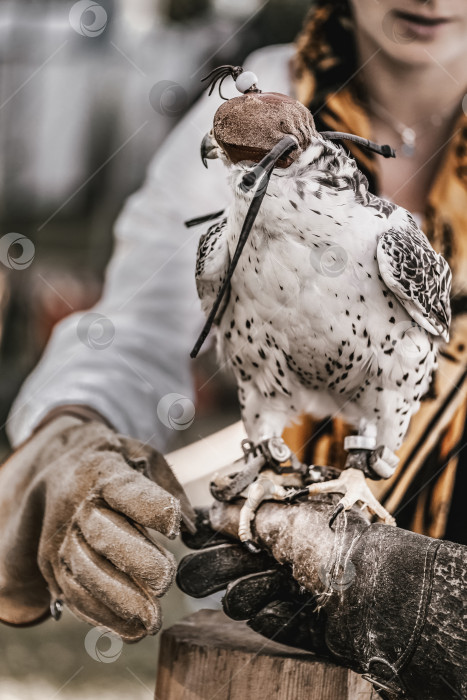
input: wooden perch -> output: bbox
[155,609,373,699]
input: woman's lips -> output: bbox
[393,10,453,41]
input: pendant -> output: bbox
[401,126,416,158]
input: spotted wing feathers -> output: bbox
[377,216,451,342]
[195,217,230,315]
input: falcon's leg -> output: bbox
[305,420,397,527]
[210,384,298,502]
[211,384,306,550]
[239,381,290,445]
[240,388,306,475]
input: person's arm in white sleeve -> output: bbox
[6,43,294,451]
[0,75,231,634]
[7,85,229,450]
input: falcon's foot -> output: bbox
[210,436,305,502]
[306,467,396,527]
[210,436,306,552]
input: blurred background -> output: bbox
[0,0,310,697]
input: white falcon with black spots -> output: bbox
[195,131,451,525]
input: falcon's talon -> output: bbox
[212,436,305,509]
[238,468,298,543]
[329,503,344,528]
[242,539,263,554]
[210,451,266,501]
[307,467,395,525]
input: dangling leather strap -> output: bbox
[190,135,298,358]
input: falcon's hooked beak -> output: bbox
[201,130,220,168]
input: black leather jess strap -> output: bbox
[190,135,299,358]
[320,131,396,158]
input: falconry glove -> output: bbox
[0,412,195,642]
[178,497,467,700]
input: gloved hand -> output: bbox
[177,503,335,657]
[0,413,196,642]
[178,498,466,700]
[177,496,365,658]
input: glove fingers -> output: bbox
[177,543,274,598]
[118,437,197,533]
[223,569,291,620]
[77,504,176,597]
[99,457,181,538]
[59,526,162,633]
[54,569,149,643]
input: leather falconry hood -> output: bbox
[213,91,318,168]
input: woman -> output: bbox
[284,0,467,540]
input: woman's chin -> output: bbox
[379,33,466,69]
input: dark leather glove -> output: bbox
[0,414,195,641]
[177,498,467,700]
[177,502,344,658]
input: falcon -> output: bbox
[191,66,451,550]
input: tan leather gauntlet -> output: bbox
[0,414,195,641]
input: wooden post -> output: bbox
[155,610,374,700]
